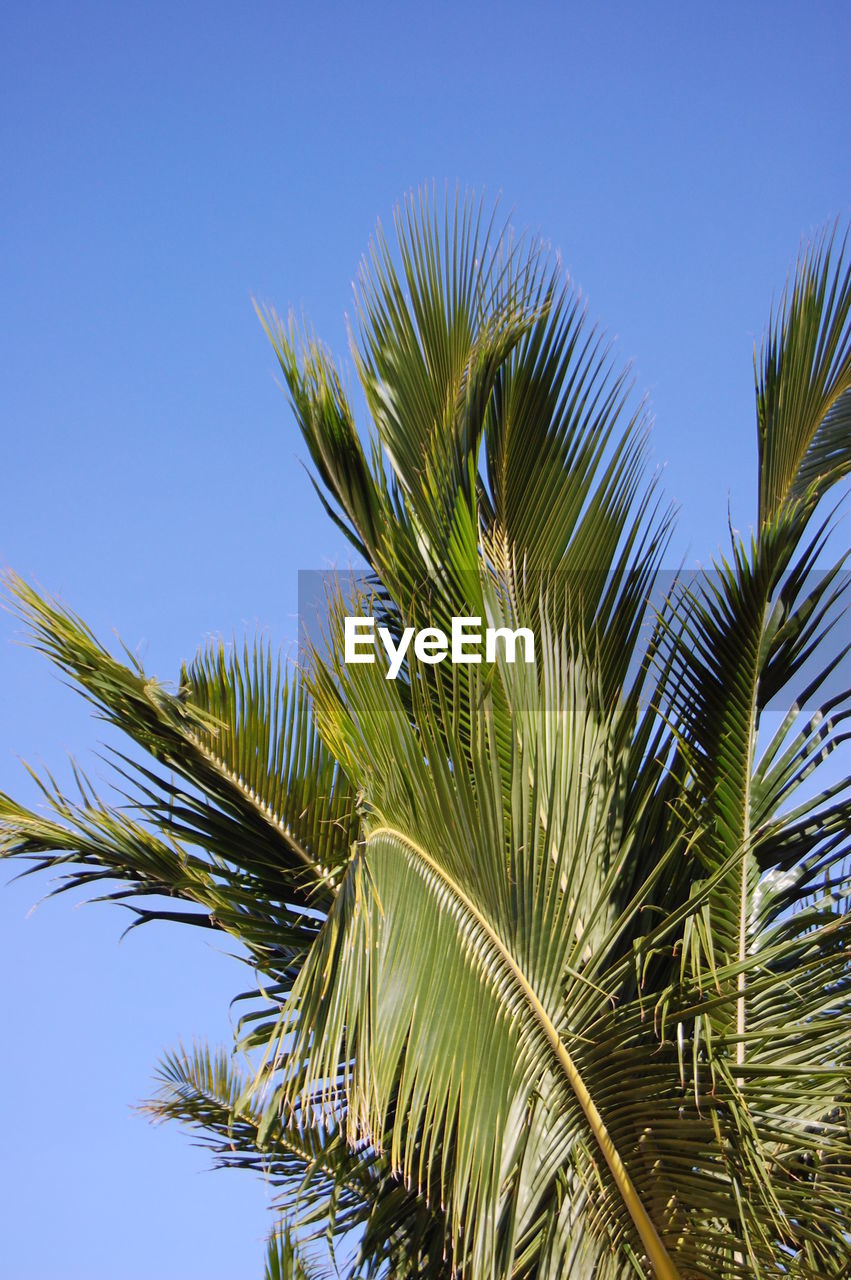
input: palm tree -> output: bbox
[3,193,851,1279]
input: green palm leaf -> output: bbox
[2,196,850,1278]
[757,224,851,525]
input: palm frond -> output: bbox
[4,202,851,1279]
[256,608,820,1279]
[757,222,851,525]
[264,1224,323,1280]
[4,575,356,907]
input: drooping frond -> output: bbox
[148,1037,459,1279]
[0,579,369,983]
[4,575,358,905]
[146,1043,372,1241]
[250,581,844,1279]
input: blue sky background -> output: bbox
[1,3,849,1275]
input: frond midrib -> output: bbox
[368,822,682,1280]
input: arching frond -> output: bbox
[3,199,851,1279]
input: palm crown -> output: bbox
[3,194,851,1279]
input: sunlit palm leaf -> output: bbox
[2,197,850,1280]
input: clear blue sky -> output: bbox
[1,2,849,1275]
